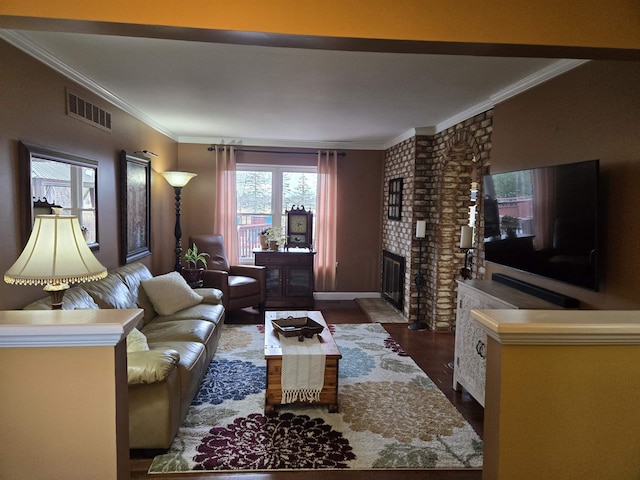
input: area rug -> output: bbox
[149,323,482,473]
[355,297,407,324]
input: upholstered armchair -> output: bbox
[189,234,266,312]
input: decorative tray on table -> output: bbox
[271,316,324,340]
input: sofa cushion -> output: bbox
[126,328,149,353]
[141,272,203,316]
[82,272,137,309]
[150,303,225,325]
[229,275,260,298]
[142,319,215,346]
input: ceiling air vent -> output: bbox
[66,89,112,132]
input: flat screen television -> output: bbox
[483,159,600,291]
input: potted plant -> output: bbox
[258,229,270,250]
[262,226,286,250]
[500,215,519,238]
[182,243,210,287]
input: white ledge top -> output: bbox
[0,309,143,347]
[471,309,640,345]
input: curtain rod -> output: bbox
[207,146,346,157]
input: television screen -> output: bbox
[483,159,600,291]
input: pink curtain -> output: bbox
[532,167,556,251]
[213,146,239,264]
[316,150,338,291]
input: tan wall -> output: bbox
[484,339,640,479]
[0,345,128,479]
[0,40,179,310]
[177,144,384,292]
[335,150,384,291]
[489,60,640,309]
[1,1,639,52]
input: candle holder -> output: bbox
[459,225,474,280]
[410,220,427,331]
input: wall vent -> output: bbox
[66,89,112,132]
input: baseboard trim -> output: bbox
[313,292,380,301]
[491,273,580,308]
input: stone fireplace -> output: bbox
[381,112,493,330]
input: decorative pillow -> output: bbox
[126,328,149,353]
[141,272,203,316]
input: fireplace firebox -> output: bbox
[382,250,405,310]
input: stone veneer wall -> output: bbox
[382,137,416,320]
[382,110,493,330]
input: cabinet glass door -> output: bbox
[286,266,313,297]
[265,268,282,296]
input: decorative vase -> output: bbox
[258,235,269,250]
[268,240,279,251]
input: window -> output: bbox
[32,160,97,244]
[236,164,317,260]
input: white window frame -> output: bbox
[236,163,317,262]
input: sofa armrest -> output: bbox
[127,349,180,385]
[193,287,224,305]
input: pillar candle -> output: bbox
[460,225,473,249]
[416,220,426,238]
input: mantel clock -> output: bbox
[285,205,313,250]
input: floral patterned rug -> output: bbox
[149,323,483,473]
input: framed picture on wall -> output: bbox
[120,150,151,264]
[388,177,403,220]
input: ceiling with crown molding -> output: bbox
[2,29,585,149]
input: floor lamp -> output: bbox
[161,171,197,272]
[409,220,427,331]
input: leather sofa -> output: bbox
[23,262,225,450]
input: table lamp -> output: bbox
[4,208,107,309]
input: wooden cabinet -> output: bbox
[453,280,559,406]
[254,250,315,308]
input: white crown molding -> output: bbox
[179,135,389,150]
[435,59,588,133]
[0,30,179,141]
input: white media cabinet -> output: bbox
[453,279,561,406]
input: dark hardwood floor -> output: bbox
[130,300,484,480]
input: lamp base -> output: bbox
[44,283,69,310]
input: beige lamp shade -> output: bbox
[160,171,197,188]
[4,212,107,289]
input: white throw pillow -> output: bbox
[126,328,149,353]
[141,271,204,316]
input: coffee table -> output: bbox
[264,311,341,412]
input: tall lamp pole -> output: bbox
[161,171,197,272]
[409,220,427,331]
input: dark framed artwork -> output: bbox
[388,178,403,220]
[120,150,151,264]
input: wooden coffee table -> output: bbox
[264,311,341,412]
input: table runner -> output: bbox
[280,335,326,404]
